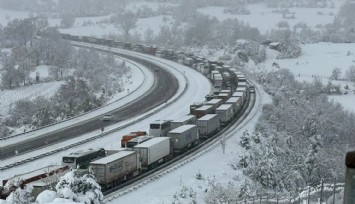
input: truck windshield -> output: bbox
[62,157,75,163]
[150,124,160,129]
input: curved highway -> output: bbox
[0,51,179,160]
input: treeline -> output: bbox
[0,0,131,16]
[237,69,355,195]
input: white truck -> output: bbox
[225,96,242,114]
[194,105,214,118]
[213,73,223,87]
[234,87,247,102]
[204,99,223,110]
[167,125,199,153]
[89,151,140,190]
[215,104,234,124]
[132,137,171,170]
[171,115,197,130]
[197,114,220,138]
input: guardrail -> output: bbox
[234,182,345,204]
[0,45,190,171]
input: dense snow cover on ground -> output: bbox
[256,43,355,113]
[0,1,354,203]
[0,81,63,115]
[197,2,344,34]
[58,15,174,37]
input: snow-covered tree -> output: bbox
[56,171,103,204]
[5,185,33,204]
[1,53,20,89]
[240,129,251,150]
[3,179,33,204]
[111,11,137,40]
[345,65,355,82]
[205,181,238,204]
[330,67,342,80]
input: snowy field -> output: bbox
[57,15,174,37]
[198,1,344,34]
[257,43,355,113]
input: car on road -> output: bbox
[102,114,113,121]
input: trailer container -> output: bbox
[197,114,220,138]
[89,151,140,189]
[171,115,197,130]
[190,102,204,115]
[132,137,171,170]
[125,136,155,148]
[225,97,242,113]
[193,105,214,118]
[215,104,234,124]
[213,74,223,87]
[214,93,229,102]
[220,89,232,98]
[183,58,194,67]
[211,70,219,79]
[235,87,247,102]
[204,99,223,110]
[238,81,247,87]
[167,125,199,153]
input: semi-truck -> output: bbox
[89,151,141,189]
[167,125,199,153]
[197,114,220,138]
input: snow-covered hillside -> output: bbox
[257,43,355,113]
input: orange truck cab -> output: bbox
[121,131,147,148]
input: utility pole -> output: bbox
[320,178,324,204]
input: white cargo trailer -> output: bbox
[215,104,234,124]
[225,97,242,113]
[171,115,197,130]
[214,93,229,102]
[233,90,245,103]
[132,137,171,170]
[194,105,214,118]
[89,151,140,189]
[211,70,219,81]
[126,136,154,148]
[238,81,247,87]
[168,125,199,153]
[220,89,232,97]
[204,99,223,110]
[197,114,220,138]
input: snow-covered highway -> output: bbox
[0,43,212,181]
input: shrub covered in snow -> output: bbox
[56,171,103,204]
